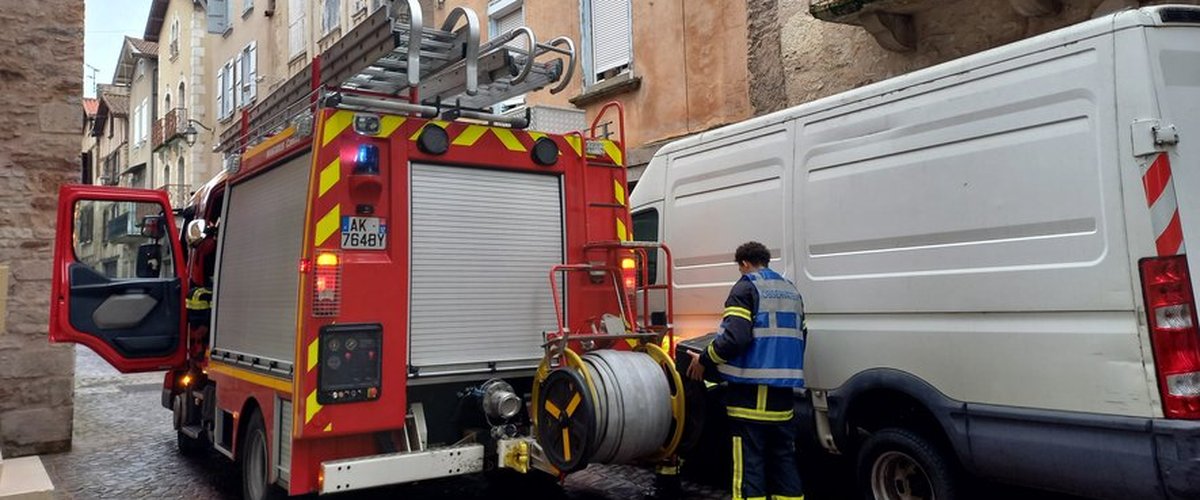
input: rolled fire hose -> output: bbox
[534,346,684,471]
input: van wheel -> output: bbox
[241,411,280,500]
[856,428,958,500]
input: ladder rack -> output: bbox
[217,0,576,155]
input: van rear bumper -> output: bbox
[959,403,1200,500]
[1153,419,1200,500]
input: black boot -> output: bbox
[647,470,682,500]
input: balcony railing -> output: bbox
[153,108,188,149]
[104,203,159,244]
[98,141,129,186]
[158,183,193,208]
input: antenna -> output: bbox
[85,63,100,95]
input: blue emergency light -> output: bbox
[353,144,380,175]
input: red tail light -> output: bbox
[620,257,637,292]
[313,250,342,317]
[1139,254,1200,418]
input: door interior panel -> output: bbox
[68,263,181,358]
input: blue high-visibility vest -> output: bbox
[717,269,806,388]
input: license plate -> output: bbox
[340,216,387,250]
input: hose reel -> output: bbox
[533,344,685,471]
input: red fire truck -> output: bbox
[49,3,684,498]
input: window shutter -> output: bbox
[493,7,524,48]
[288,0,306,58]
[588,0,632,76]
[207,0,229,34]
[323,0,340,34]
[141,99,149,142]
[216,67,224,120]
[247,42,258,102]
[233,55,243,111]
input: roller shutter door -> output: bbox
[409,163,563,377]
[212,153,310,371]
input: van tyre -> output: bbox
[241,410,281,500]
[857,428,959,500]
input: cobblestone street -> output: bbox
[42,347,1079,500]
[41,348,727,500]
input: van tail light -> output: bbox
[620,257,637,293]
[1139,254,1200,418]
[313,250,342,317]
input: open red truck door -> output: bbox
[49,185,188,373]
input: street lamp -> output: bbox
[183,119,214,147]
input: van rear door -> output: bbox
[49,186,188,372]
[1146,9,1200,275]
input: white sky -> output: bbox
[84,0,153,98]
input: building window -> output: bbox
[631,208,659,285]
[244,0,254,15]
[488,0,523,45]
[241,42,258,105]
[207,0,233,34]
[288,0,307,58]
[133,99,149,146]
[581,0,632,86]
[322,0,341,36]
[130,165,145,189]
[164,93,171,114]
[217,61,235,120]
[169,18,180,58]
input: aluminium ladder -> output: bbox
[217,0,576,155]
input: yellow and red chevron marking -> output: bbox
[1142,153,1185,256]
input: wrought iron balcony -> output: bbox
[157,183,193,208]
[153,107,188,149]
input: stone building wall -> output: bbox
[749,0,1200,114]
[0,0,84,457]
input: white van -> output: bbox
[631,5,1200,499]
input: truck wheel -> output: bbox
[173,394,205,457]
[241,410,280,500]
[856,428,958,500]
[177,430,205,457]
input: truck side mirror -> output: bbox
[136,243,163,278]
[141,215,166,240]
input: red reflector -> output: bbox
[1140,254,1200,419]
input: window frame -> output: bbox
[580,0,634,88]
[322,0,341,37]
[630,207,660,285]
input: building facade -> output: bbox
[417,0,752,180]
[205,0,287,143]
[0,0,83,457]
[114,37,159,190]
[148,0,220,206]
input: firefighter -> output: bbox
[185,221,217,359]
[686,241,806,500]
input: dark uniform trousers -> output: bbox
[727,382,804,500]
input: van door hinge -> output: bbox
[1154,124,1180,146]
[1132,119,1179,156]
